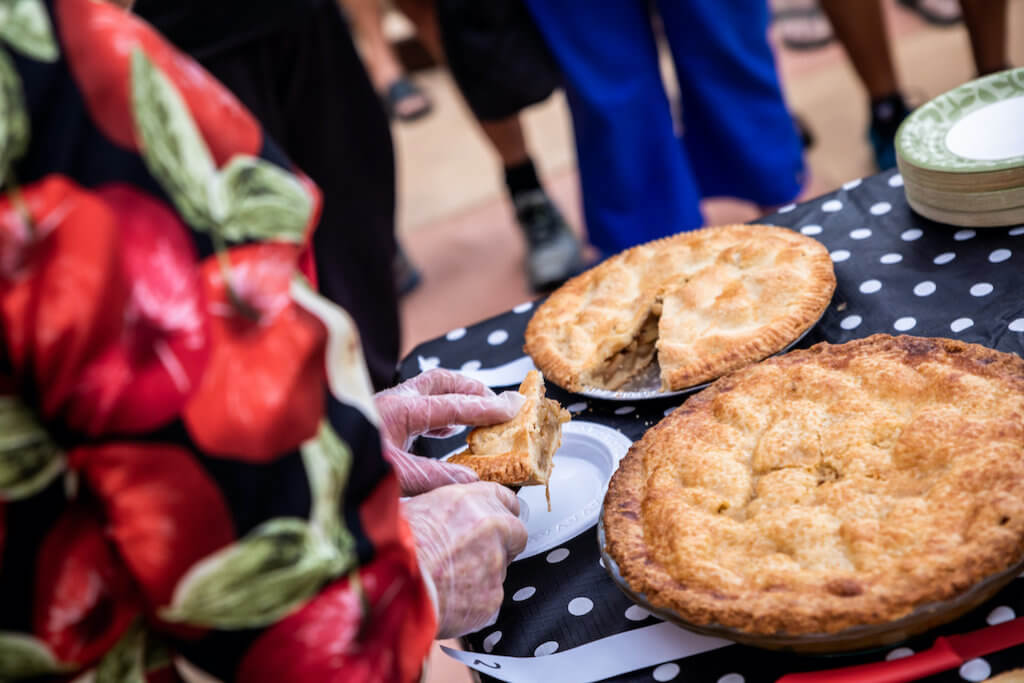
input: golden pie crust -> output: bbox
[449,370,570,488]
[603,335,1024,635]
[524,224,836,392]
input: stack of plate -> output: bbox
[896,66,1024,227]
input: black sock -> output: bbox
[504,158,542,198]
[870,92,910,134]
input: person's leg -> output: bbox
[523,0,701,255]
[657,0,804,208]
[338,0,431,120]
[819,0,910,169]
[959,0,1009,76]
[398,0,582,289]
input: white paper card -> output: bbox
[442,622,731,683]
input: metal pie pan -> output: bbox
[597,517,1024,655]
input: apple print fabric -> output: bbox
[0,1,436,681]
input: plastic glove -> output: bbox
[403,482,527,639]
[375,369,526,495]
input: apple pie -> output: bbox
[603,335,1024,636]
[524,224,836,392]
[449,371,570,499]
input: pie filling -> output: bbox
[585,303,661,390]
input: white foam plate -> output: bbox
[445,420,632,561]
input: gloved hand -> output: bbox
[375,369,526,495]
[403,482,528,639]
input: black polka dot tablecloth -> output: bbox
[398,170,1024,683]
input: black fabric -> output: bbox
[133,0,327,60]
[504,158,543,197]
[141,3,402,391]
[437,0,560,121]
[398,169,1024,682]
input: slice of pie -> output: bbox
[603,335,1024,639]
[524,224,836,392]
[449,370,570,499]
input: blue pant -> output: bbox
[525,0,806,254]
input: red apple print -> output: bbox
[183,243,326,461]
[67,184,208,435]
[34,506,141,667]
[71,443,235,610]
[237,547,437,683]
[54,0,261,165]
[0,176,128,419]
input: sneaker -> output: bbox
[868,95,911,171]
[514,190,584,292]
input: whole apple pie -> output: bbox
[524,224,836,393]
[603,335,1024,635]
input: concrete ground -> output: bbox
[383,2,1024,679]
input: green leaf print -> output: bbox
[301,422,356,565]
[0,396,64,502]
[218,156,312,243]
[95,621,145,683]
[131,48,220,231]
[160,518,343,629]
[0,49,29,187]
[0,0,59,62]
[0,632,68,678]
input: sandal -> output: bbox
[382,78,433,122]
[896,0,962,26]
[772,0,834,51]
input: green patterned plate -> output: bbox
[897,67,1024,174]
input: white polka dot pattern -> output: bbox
[513,301,534,313]
[901,229,923,241]
[987,605,1015,625]
[625,605,651,621]
[822,199,843,212]
[546,548,570,563]
[870,201,892,215]
[893,317,916,332]
[567,402,588,413]
[1010,227,1024,236]
[954,229,976,241]
[880,253,902,264]
[951,318,974,333]
[778,203,796,213]
[1011,319,1024,332]
[718,675,745,683]
[487,329,509,345]
[830,249,850,262]
[859,279,882,294]
[614,406,635,415]
[934,252,956,265]
[888,173,904,187]
[652,663,680,681]
[513,586,536,601]
[842,178,863,190]
[913,281,936,296]
[663,406,676,416]
[959,658,991,682]
[446,327,467,341]
[886,648,914,661]
[970,282,993,297]
[990,248,1012,263]
[461,360,481,372]
[534,641,559,657]
[568,597,594,616]
[483,631,502,653]
[840,315,862,330]
[850,228,872,240]
[800,224,822,235]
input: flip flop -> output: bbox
[896,0,962,26]
[382,78,433,122]
[773,4,834,51]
